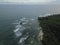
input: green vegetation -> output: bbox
[38,14,60,45]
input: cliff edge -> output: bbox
[38,14,60,45]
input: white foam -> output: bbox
[14,25,26,32]
[13,17,37,43]
[31,19,34,21]
[19,27,26,31]
[22,20,29,24]
[19,38,25,43]
[22,22,27,25]
[14,28,19,32]
[15,25,21,28]
[15,31,22,37]
[20,17,26,21]
[18,36,28,43]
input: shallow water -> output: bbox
[13,17,39,45]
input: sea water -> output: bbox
[0,4,59,45]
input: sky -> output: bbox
[0,0,59,4]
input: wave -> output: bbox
[14,28,20,32]
[15,31,22,37]
[18,36,28,44]
[12,17,36,45]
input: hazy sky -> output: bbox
[0,0,56,2]
[0,0,59,4]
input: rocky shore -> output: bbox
[38,14,60,45]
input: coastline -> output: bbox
[38,14,60,45]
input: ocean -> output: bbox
[0,4,60,45]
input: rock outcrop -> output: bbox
[38,14,60,45]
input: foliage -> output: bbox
[38,14,60,45]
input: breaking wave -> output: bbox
[12,17,36,45]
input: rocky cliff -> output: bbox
[38,14,60,45]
